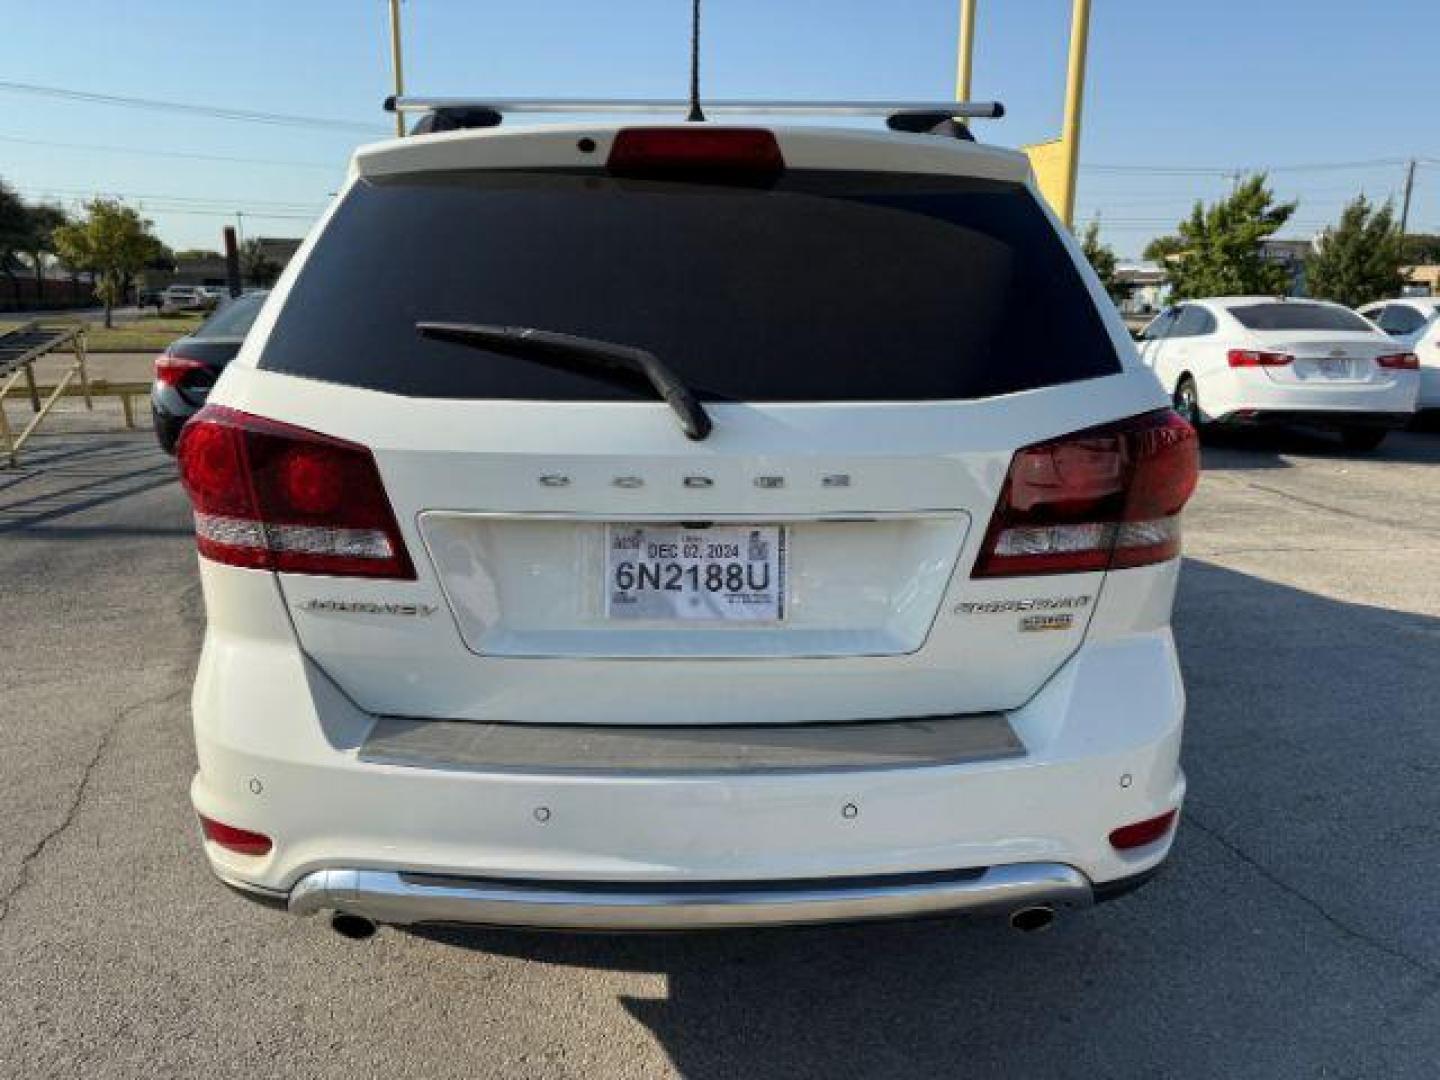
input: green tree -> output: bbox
[19,203,69,299]
[0,179,31,302]
[240,238,282,288]
[53,199,167,327]
[1142,235,1185,263]
[1079,219,1125,304]
[1305,195,1405,308]
[1152,175,1297,300]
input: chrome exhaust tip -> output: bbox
[330,912,378,941]
[1008,905,1056,933]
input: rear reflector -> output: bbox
[1376,352,1419,370]
[607,127,785,176]
[973,409,1199,578]
[175,405,415,579]
[198,815,273,857]
[154,353,209,387]
[1109,809,1178,851]
[1227,349,1292,368]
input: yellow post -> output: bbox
[1058,0,1092,228]
[955,0,978,102]
[388,0,406,138]
[1022,0,1091,228]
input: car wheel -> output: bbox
[1339,426,1387,452]
[1173,376,1202,429]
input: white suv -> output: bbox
[177,120,1198,936]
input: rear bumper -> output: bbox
[1197,369,1417,423]
[284,862,1097,930]
[190,560,1187,928]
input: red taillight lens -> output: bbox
[154,353,208,386]
[1227,349,1292,368]
[175,405,415,579]
[198,814,272,856]
[607,127,785,176]
[1109,809,1178,851]
[973,409,1199,578]
[1376,352,1419,370]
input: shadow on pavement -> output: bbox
[406,559,1440,1078]
[0,431,181,534]
[1200,425,1440,471]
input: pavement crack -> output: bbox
[0,684,187,926]
[1186,813,1439,979]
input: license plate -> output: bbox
[1318,357,1348,378]
[605,524,786,622]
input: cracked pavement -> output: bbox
[1,405,1437,1078]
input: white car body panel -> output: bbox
[1358,298,1440,408]
[188,121,1188,921]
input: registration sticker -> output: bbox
[605,524,786,622]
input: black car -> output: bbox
[151,291,267,453]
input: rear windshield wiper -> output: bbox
[415,322,713,441]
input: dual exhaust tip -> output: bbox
[327,904,1058,940]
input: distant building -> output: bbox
[1401,264,1439,297]
[1258,237,1319,296]
[168,237,304,288]
[1114,262,1167,316]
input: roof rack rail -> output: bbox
[384,96,1005,121]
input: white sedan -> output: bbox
[1356,297,1440,412]
[1138,297,1419,451]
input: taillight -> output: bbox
[973,409,1199,578]
[175,405,415,579]
[198,814,272,857]
[1376,352,1419,370]
[607,127,785,176]
[1227,349,1292,368]
[155,353,209,387]
[1109,809,1178,851]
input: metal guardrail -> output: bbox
[0,321,91,467]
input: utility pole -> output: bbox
[234,211,245,249]
[955,0,977,102]
[388,0,406,138]
[1398,158,1416,237]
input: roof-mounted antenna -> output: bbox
[687,0,705,122]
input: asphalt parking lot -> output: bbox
[2,402,1437,1079]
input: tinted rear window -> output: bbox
[198,293,266,338]
[1229,303,1372,332]
[259,169,1119,401]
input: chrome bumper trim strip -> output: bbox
[287,863,1093,930]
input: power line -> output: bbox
[13,183,325,211]
[0,133,339,171]
[0,80,384,134]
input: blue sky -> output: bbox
[2,0,1436,258]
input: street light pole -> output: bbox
[388,0,406,138]
[955,0,977,102]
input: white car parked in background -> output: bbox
[1138,297,1419,451]
[177,114,1198,937]
[1356,297,1440,413]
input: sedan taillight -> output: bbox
[175,405,415,579]
[154,353,209,387]
[1376,352,1419,370]
[1227,349,1292,368]
[972,410,1199,578]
